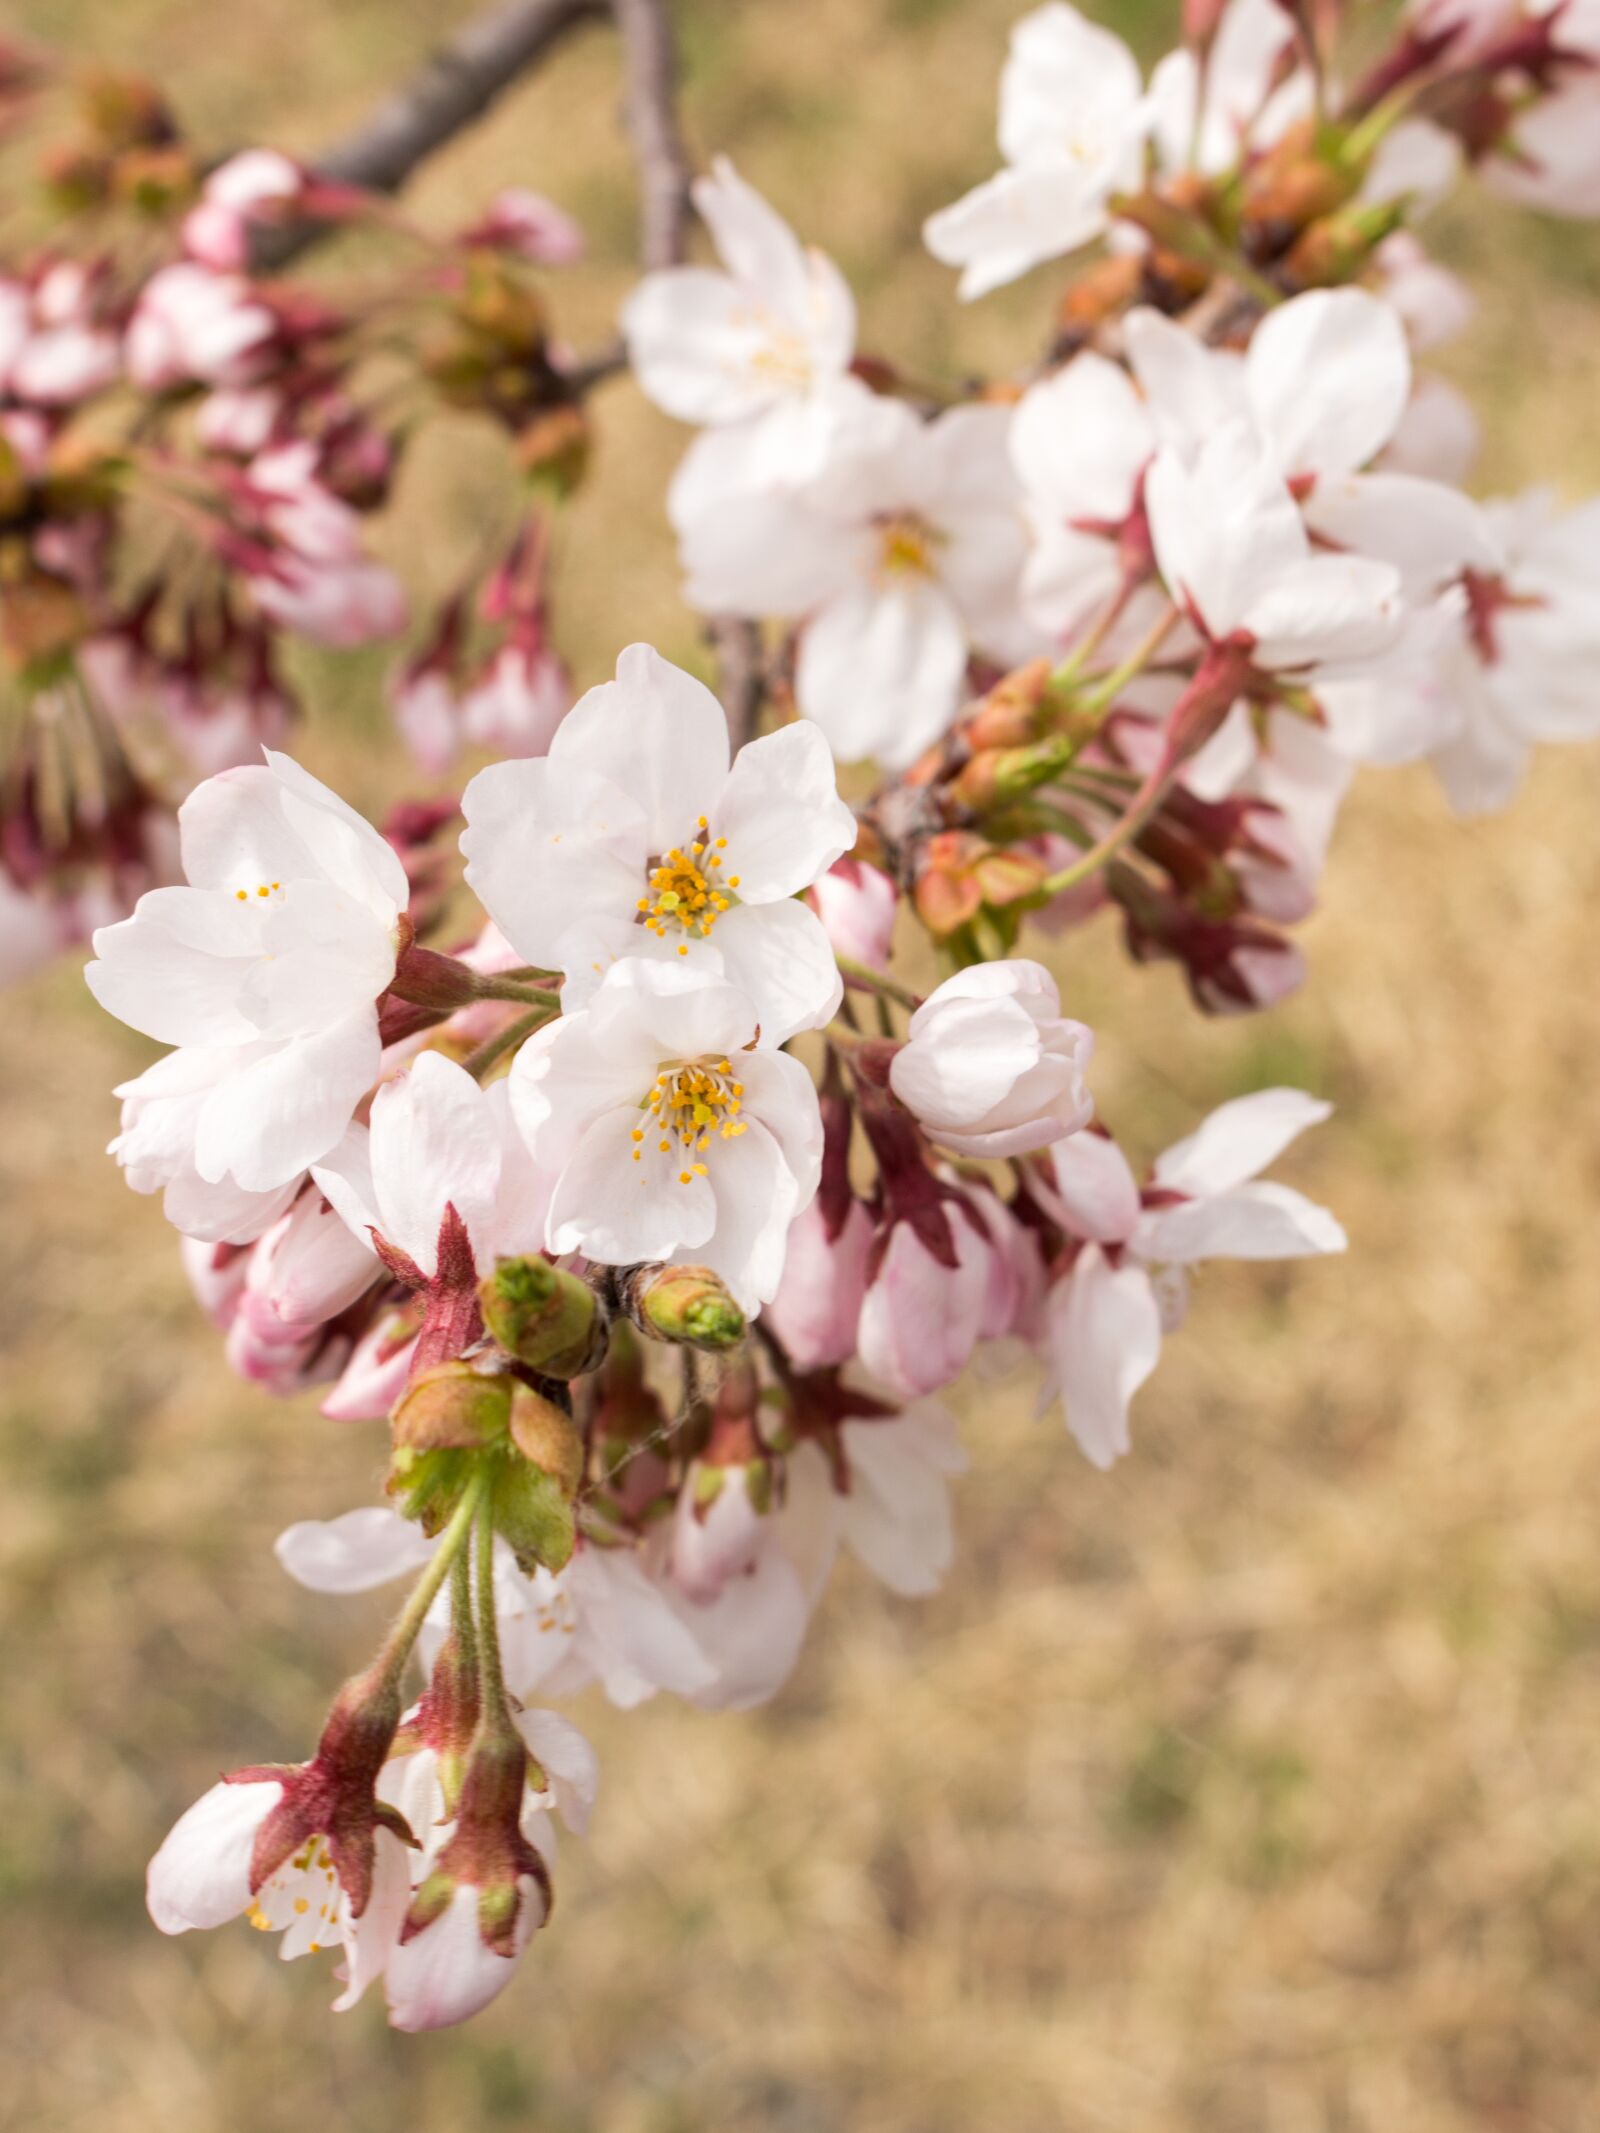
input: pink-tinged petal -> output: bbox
[857,1215,989,1399]
[385,1883,535,2032]
[460,755,646,969]
[481,1079,555,1261]
[1046,1247,1162,1470]
[548,644,728,853]
[368,1052,501,1276]
[260,751,410,920]
[711,720,857,902]
[1246,288,1411,480]
[513,1710,599,1837]
[192,1007,380,1193]
[1135,1179,1346,1264]
[1153,1087,1333,1195]
[508,1000,659,1157]
[765,1197,871,1370]
[146,1778,283,1933]
[274,1507,435,1593]
[796,577,968,769]
[1035,1129,1141,1244]
[707,898,842,1046]
[310,1121,380,1250]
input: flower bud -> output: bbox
[391,1361,513,1453]
[479,1254,605,1376]
[670,1457,774,1603]
[808,856,898,972]
[626,1263,746,1351]
[890,960,1095,1160]
[386,1729,553,2032]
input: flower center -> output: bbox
[636,816,742,953]
[874,512,942,581]
[631,1056,749,1185]
[742,313,813,391]
[234,879,284,903]
[246,1835,339,1953]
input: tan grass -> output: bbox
[3,4,1600,2128]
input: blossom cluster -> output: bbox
[0,50,586,981]
[68,0,1600,2034]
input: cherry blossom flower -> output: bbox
[623,157,857,483]
[146,1774,410,2013]
[0,261,119,406]
[923,3,1147,299]
[458,188,586,263]
[125,262,277,391]
[87,751,409,1196]
[312,1049,554,1288]
[681,396,1032,768]
[182,150,307,269]
[1035,1092,1346,1467]
[509,957,823,1311]
[889,958,1095,1159]
[462,643,855,1043]
[808,855,898,972]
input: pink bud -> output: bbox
[670,1460,771,1603]
[808,857,897,971]
[765,1197,872,1369]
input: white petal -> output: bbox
[547,1104,717,1267]
[710,720,857,901]
[1036,1129,1141,1243]
[796,578,968,769]
[275,1507,435,1593]
[385,1883,532,2032]
[1247,288,1411,480]
[1153,1086,1333,1194]
[368,1051,501,1276]
[924,164,1112,301]
[514,1710,599,1838]
[707,899,842,1046]
[147,1778,282,1933]
[1136,1179,1346,1263]
[192,1009,380,1193]
[549,644,728,853]
[460,756,645,969]
[1010,353,1153,520]
[1046,1247,1162,1470]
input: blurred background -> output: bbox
[4,2,1600,2127]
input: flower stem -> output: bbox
[375,1471,488,1688]
[835,954,921,1012]
[462,1004,556,1081]
[1072,603,1182,720]
[473,1485,511,1727]
[1037,752,1176,898]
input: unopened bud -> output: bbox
[948,732,1076,814]
[1282,199,1405,289]
[391,1360,512,1452]
[964,657,1056,751]
[480,1254,605,1376]
[627,1264,746,1351]
[515,403,590,499]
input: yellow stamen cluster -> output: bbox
[630,1056,749,1183]
[234,880,283,902]
[875,512,942,581]
[636,817,741,953]
[245,1838,337,1951]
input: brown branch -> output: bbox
[315,0,608,195]
[610,0,693,269]
[706,616,766,752]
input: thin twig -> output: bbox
[316,0,608,196]
[610,0,693,269]
[706,615,766,751]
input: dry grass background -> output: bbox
[2,2,1600,2127]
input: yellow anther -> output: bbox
[679,1170,693,1185]
[294,1898,309,1915]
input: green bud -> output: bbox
[480,1255,604,1376]
[404,1869,457,1936]
[391,1361,513,1451]
[388,1445,475,1534]
[635,1264,746,1351]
